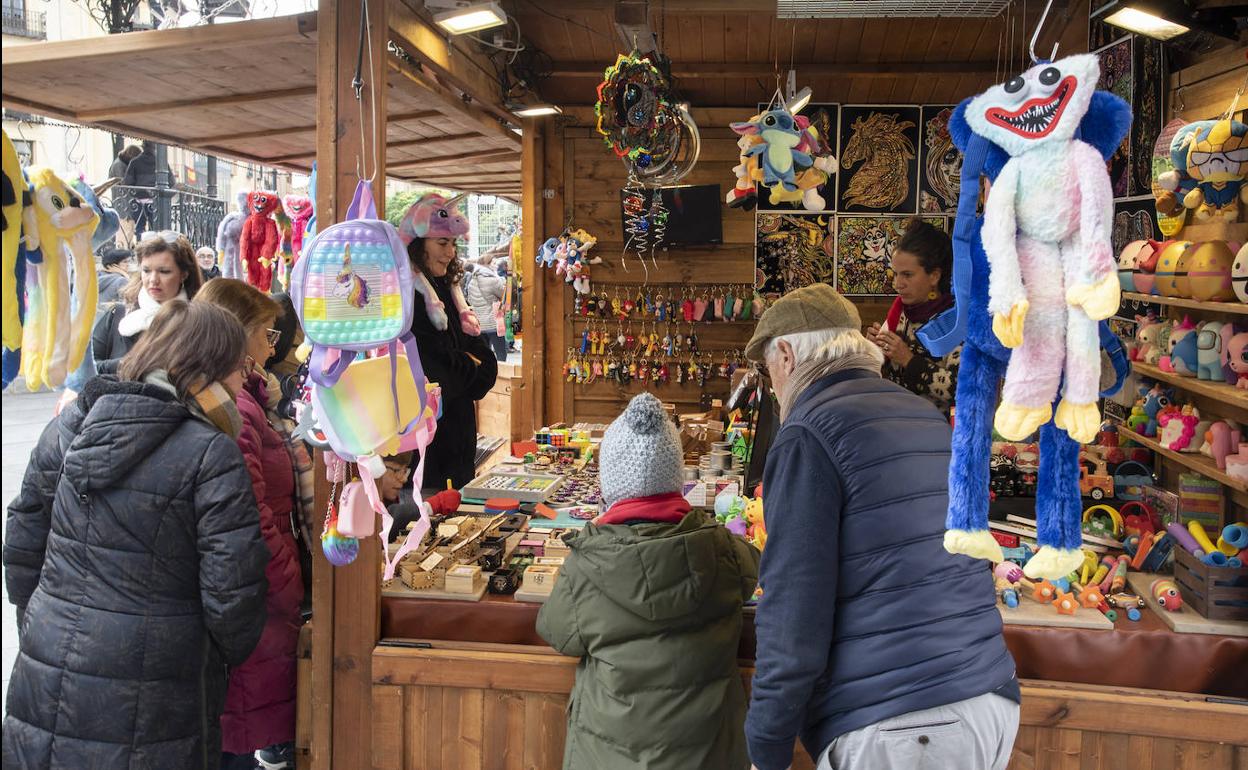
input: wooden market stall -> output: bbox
[6,1,1248,769]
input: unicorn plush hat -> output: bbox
[396,193,480,335]
[398,193,470,245]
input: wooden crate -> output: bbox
[1173,547,1248,621]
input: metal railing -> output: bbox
[106,185,226,250]
[2,8,46,38]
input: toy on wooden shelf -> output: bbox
[1181,118,1247,223]
[1118,240,1148,292]
[1136,383,1175,438]
[1106,591,1145,621]
[1225,328,1248,388]
[1155,240,1194,298]
[1155,121,1207,223]
[1132,240,1165,296]
[1234,243,1248,302]
[1197,321,1230,380]
[1221,522,1248,552]
[1200,420,1242,470]
[1133,316,1168,364]
[1150,577,1184,611]
[1081,504,1122,539]
[1158,405,1204,452]
[1187,240,1237,301]
[1159,316,1198,373]
[1227,445,1248,482]
[995,577,1020,608]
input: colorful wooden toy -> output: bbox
[1150,577,1183,611]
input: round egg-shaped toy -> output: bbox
[1134,240,1166,296]
[1187,240,1236,302]
[1118,240,1148,293]
[1154,240,1193,298]
[1234,243,1248,303]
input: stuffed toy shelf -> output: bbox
[1132,362,1248,413]
[1127,430,1248,495]
[1121,293,1248,317]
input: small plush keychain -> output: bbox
[714,292,726,321]
[724,289,736,320]
[682,291,696,322]
[693,293,708,321]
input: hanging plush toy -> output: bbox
[1181,118,1247,223]
[731,107,811,193]
[728,109,837,211]
[1155,121,1208,219]
[2,130,24,353]
[972,55,1120,452]
[397,193,480,335]
[216,191,247,280]
[282,194,314,261]
[73,177,119,253]
[23,168,100,390]
[918,61,1132,580]
[240,190,281,292]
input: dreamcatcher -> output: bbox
[595,50,699,275]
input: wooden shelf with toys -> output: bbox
[1121,293,1248,316]
[1125,430,1248,495]
[1132,362,1248,413]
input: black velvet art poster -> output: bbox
[836,105,921,214]
[919,105,961,215]
[835,215,947,296]
[1095,37,1133,199]
[1112,196,1163,260]
[1131,36,1166,198]
[753,102,840,213]
[754,212,835,297]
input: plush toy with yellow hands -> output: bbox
[22,168,99,390]
[972,54,1118,449]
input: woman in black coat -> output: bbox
[3,300,270,770]
[399,194,497,489]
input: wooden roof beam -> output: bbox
[0,12,317,66]
[549,60,1000,79]
[187,109,442,146]
[388,148,520,172]
[509,0,773,10]
[387,56,521,148]
[76,86,316,123]
[268,132,483,163]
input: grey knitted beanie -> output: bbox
[599,393,684,509]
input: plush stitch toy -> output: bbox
[23,168,99,390]
[1,130,23,352]
[397,193,479,335]
[921,66,1131,580]
[240,190,281,292]
[728,114,837,210]
[731,107,811,192]
[1182,118,1248,223]
[972,55,1120,451]
[216,192,247,280]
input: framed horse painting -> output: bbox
[836,105,921,214]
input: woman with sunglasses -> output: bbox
[93,230,204,375]
[194,279,303,770]
[4,301,269,770]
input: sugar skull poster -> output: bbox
[1095,37,1132,199]
[835,215,946,296]
[919,106,961,214]
[754,212,835,297]
[754,102,841,212]
[836,106,920,213]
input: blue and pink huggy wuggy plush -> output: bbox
[397,192,480,336]
[918,54,1132,580]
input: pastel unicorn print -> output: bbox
[333,245,371,309]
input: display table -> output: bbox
[381,594,1248,697]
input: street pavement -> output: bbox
[2,387,60,714]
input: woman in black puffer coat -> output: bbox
[2,301,270,770]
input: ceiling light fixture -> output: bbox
[1100,0,1239,42]
[427,1,507,35]
[511,104,562,118]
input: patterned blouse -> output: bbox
[882,311,961,415]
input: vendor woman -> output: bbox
[399,194,498,489]
[867,218,960,415]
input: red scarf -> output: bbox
[596,493,691,526]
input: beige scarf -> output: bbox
[778,352,883,422]
[145,370,243,438]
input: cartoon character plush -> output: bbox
[972,54,1119,453]
[1226,330,1248,388]
[1155,121,1210,217]
[240,190,281,291]
[728,114,837,211]
[282,194,314,260]
[731,107,811,192]
[1160,316,1197,374]
[1130,313,1160,361]
[1197,320,1229,380]
[216,191,247,280]
[1234,242,1248,303]
[1139,384,1175,437]
[921,61,1132,580]
[22,168,100,390]
[397,193,479,335]
[1182,118,1248,222]
[2,130,24,353]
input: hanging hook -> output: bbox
[1029,0,1059,64]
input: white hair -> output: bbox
[766,327,884,370]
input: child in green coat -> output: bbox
[537,393,761,770]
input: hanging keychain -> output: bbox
[683,286,696,322]
[724,287,736,321]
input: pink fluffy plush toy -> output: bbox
[397,193,480,336]
[972,54,1120,449]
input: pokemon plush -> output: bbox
[216,191,247,280]
[397,193,479,335]
[731,108,812,192]
[240,190,281,291]
[1182,118,1248,222]
[22,168,100,390]
[2,130,24,352]
[972,55,1120,457]
[921,59,1132,580]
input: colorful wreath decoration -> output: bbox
[595,51,699,186]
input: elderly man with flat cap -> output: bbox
[743,283,1019,770]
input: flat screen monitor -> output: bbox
[620,184,723,246]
